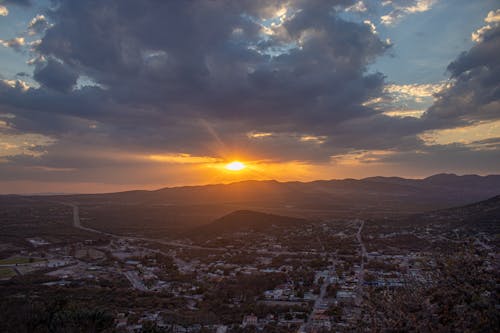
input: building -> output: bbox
[216,325,228,333]
[242,314,258,327]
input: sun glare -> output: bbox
[225,161,246,171]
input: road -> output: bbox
[123,270,148,291]
[355,220,366,306]
[301,265,334,331]
[474,237,492,250]
[71,204,116,236]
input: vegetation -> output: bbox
[0,297,114,333]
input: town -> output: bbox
[1,197,497,332]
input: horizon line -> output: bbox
[2,172,499,196]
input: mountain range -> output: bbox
[39,173,500,218]
[1,173,498,239]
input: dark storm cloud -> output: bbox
[0,80,107,135]
[2,1,389,142]
[32,0,386,127]
[326,114,425,151]
[423,25,500,127]
[33,58,79,93]
[376,142,500,175]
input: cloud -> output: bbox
[424,23,500,127]
[363,20,377,34]
[0,0,497,188]
[1,79,30,91]
[0,5,8,16]
[346,1,367,12]
[385,82,449,99]
[377,142,500,174]
[2,0,389,135]
[0,132,55,158]
[419,120,500,146]
[0,0,32,17]
[381,0,437,26]
[383,109,426,118]
[148,153,220,164]
[484,9,500,23]
[472,9,500,43]
[384,82,449,107]
[33,58,79,93]
[28,14,50,36]
[363,82,449,119]
[0,37,25,51]
[331,149,396,166]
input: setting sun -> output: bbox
[225,161,246,171]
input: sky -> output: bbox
[0,0,499,193]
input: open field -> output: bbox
[0,267,16,280]
[0,257,44,265]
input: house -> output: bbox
[336,290,357,305]
[312,313,331,324]
[216,325,228,333]
[242,314,258,327]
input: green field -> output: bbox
[0,257,43,265]
[0,267,16,280]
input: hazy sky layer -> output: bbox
[0,0,499,193]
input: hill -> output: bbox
[416,194,500,231]
[194,210,306,236]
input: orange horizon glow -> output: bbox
[2,148,496,195]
